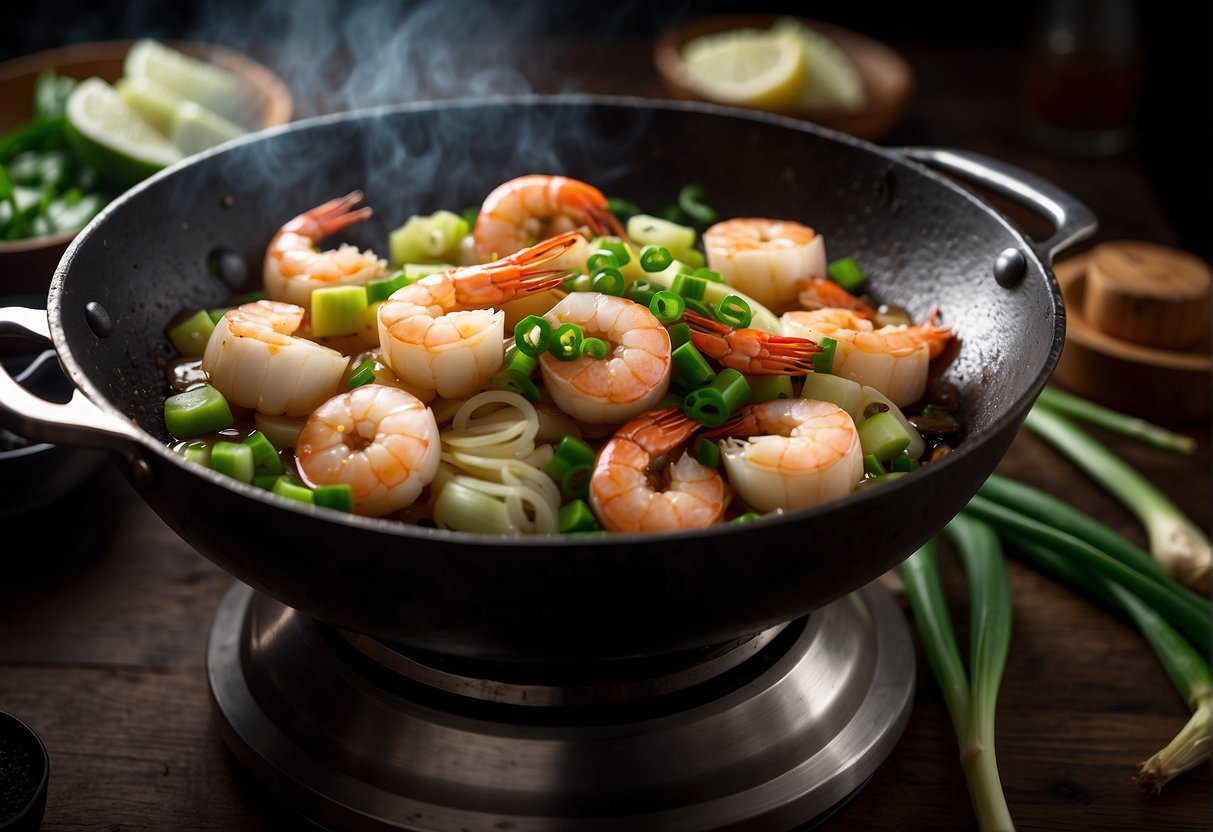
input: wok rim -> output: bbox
[45,93,1065,550]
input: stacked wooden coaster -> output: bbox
[1053,241,1211,420]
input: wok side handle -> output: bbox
[0,305,147,456]
[897,147,1098,267]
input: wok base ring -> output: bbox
[207,581,914,831]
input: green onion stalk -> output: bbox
[900,518,1016,832]
[997,530,1210,795]
[1023,402,1211,594]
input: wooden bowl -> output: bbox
[0,40,293,298]
[1053,253,1210,421]
[654,14,914,142]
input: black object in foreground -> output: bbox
[0,711,48,832]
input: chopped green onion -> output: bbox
[625,277,658,307]
[543,435,597,498]
[559,499,600,533]
[684,369,750,428]
[504,345,539,376]
[891,455,921,473]
[550,323,583,361]
[858,410,912,461]
[346,357,377,389]
[677,184,719,227]
[590,267,625,296]
[182,441,210,467]
[488,368,540,402]
[311,285,368,337]
[561,464,592,499]
[252,473,282,491]
[730,512,762,524]
[716,294,752,329]
[863,454,886,477]
[607,196,641,222]
[692,266,725,284]
[586,249,619,272]
[243,429,284,476]
[812,336,837,374]
[827,257,867,292]
[666,321,692,349]
[272,476,315,504]
[561,273,591,293]
[207,308,229,324]
[671,341,715,390]
[591,236,632,266]
[167,309,216,358]
[164,384,233,439]
[695,436,721,469]
[580,337,608,360]
[745,374,793,403]
[365,270,410,303]
[1023,403,1211,594]
[211,440,255,483]
[649,290,685,324]
[1036,385,1196,455]
[514,315,553,357]
[683,296,714,319]
[313,483,354,512]
[639,244,674,273]
[671,271,707,300]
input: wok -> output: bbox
[0,97,1093,664]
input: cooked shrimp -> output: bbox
[702,218,826,313]
[781,307,953,406]
[295,384,441,517]
[589,408,727,532]
[797,277,878,318]
[539,292,672,425]
[472,174,625,261]
[201,300,349,417]
[378,230,582,400]
[264,191,386,308]
[704,399,862,513]
[684,310,821,375]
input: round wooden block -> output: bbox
[1055,254,1210,421]
[1083,240,1210,350]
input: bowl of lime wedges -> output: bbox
[0,39,292,297]
[654,15,913,142]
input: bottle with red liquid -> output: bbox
[1022,0,1143,156]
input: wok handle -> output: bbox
[897,147,1098,267]
[0,305,147,455]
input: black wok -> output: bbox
[0,97,1093,664]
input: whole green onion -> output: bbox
[1035,386,1196,455]
[1023,403,1210,594]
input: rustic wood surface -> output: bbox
[1,33,1209,832]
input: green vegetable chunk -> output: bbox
[311,285,368,337]
[164,384,233,438]
[313,483,354,512]
[167,308,216,358]
[211,440,254,483]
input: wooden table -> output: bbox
[1,33,1209,832]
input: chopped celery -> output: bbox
[164,384,233,438]
[167,308,216,358]
[801,372,864,416]
[365,270,409,303]
[182,441,210,467]
[858,410,912,460]
[243,429,284,475]
[559,499,600,533]
[313,483,353,512]
[311,285,368,337]
[746,374,793,403]
[389,209,468,266]
[272,477,315,504]
[211,441,254,483]
[626,213,697,262]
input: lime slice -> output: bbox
[168,101,246,155]
[773,19,866,109]
[124,38,251,127]
[116,75,185,134]
[679,28,807,110]
[65,77,183,187]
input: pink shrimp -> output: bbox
[377,230,582,399]
[797,277,878,318]
[263,191,386,307]
[589,408,727,533]
[472,174,626,261]
[683,310,822,375]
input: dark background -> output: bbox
[3,0,1209,258]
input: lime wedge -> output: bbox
[168,101,246,155]
[124,38,251,127]
[65,77,183,187]
[116,75,185,134]
[679,28,807,111]
[773,19,866,109]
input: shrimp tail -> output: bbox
[685,311,822,375]
[619,407,701,455]
[700,404,759,443]
[489,229,587,296]
[291,191,373,239]
[920,306,955,359]
[797,276,877,318]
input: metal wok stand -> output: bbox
[207,581,914,831]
